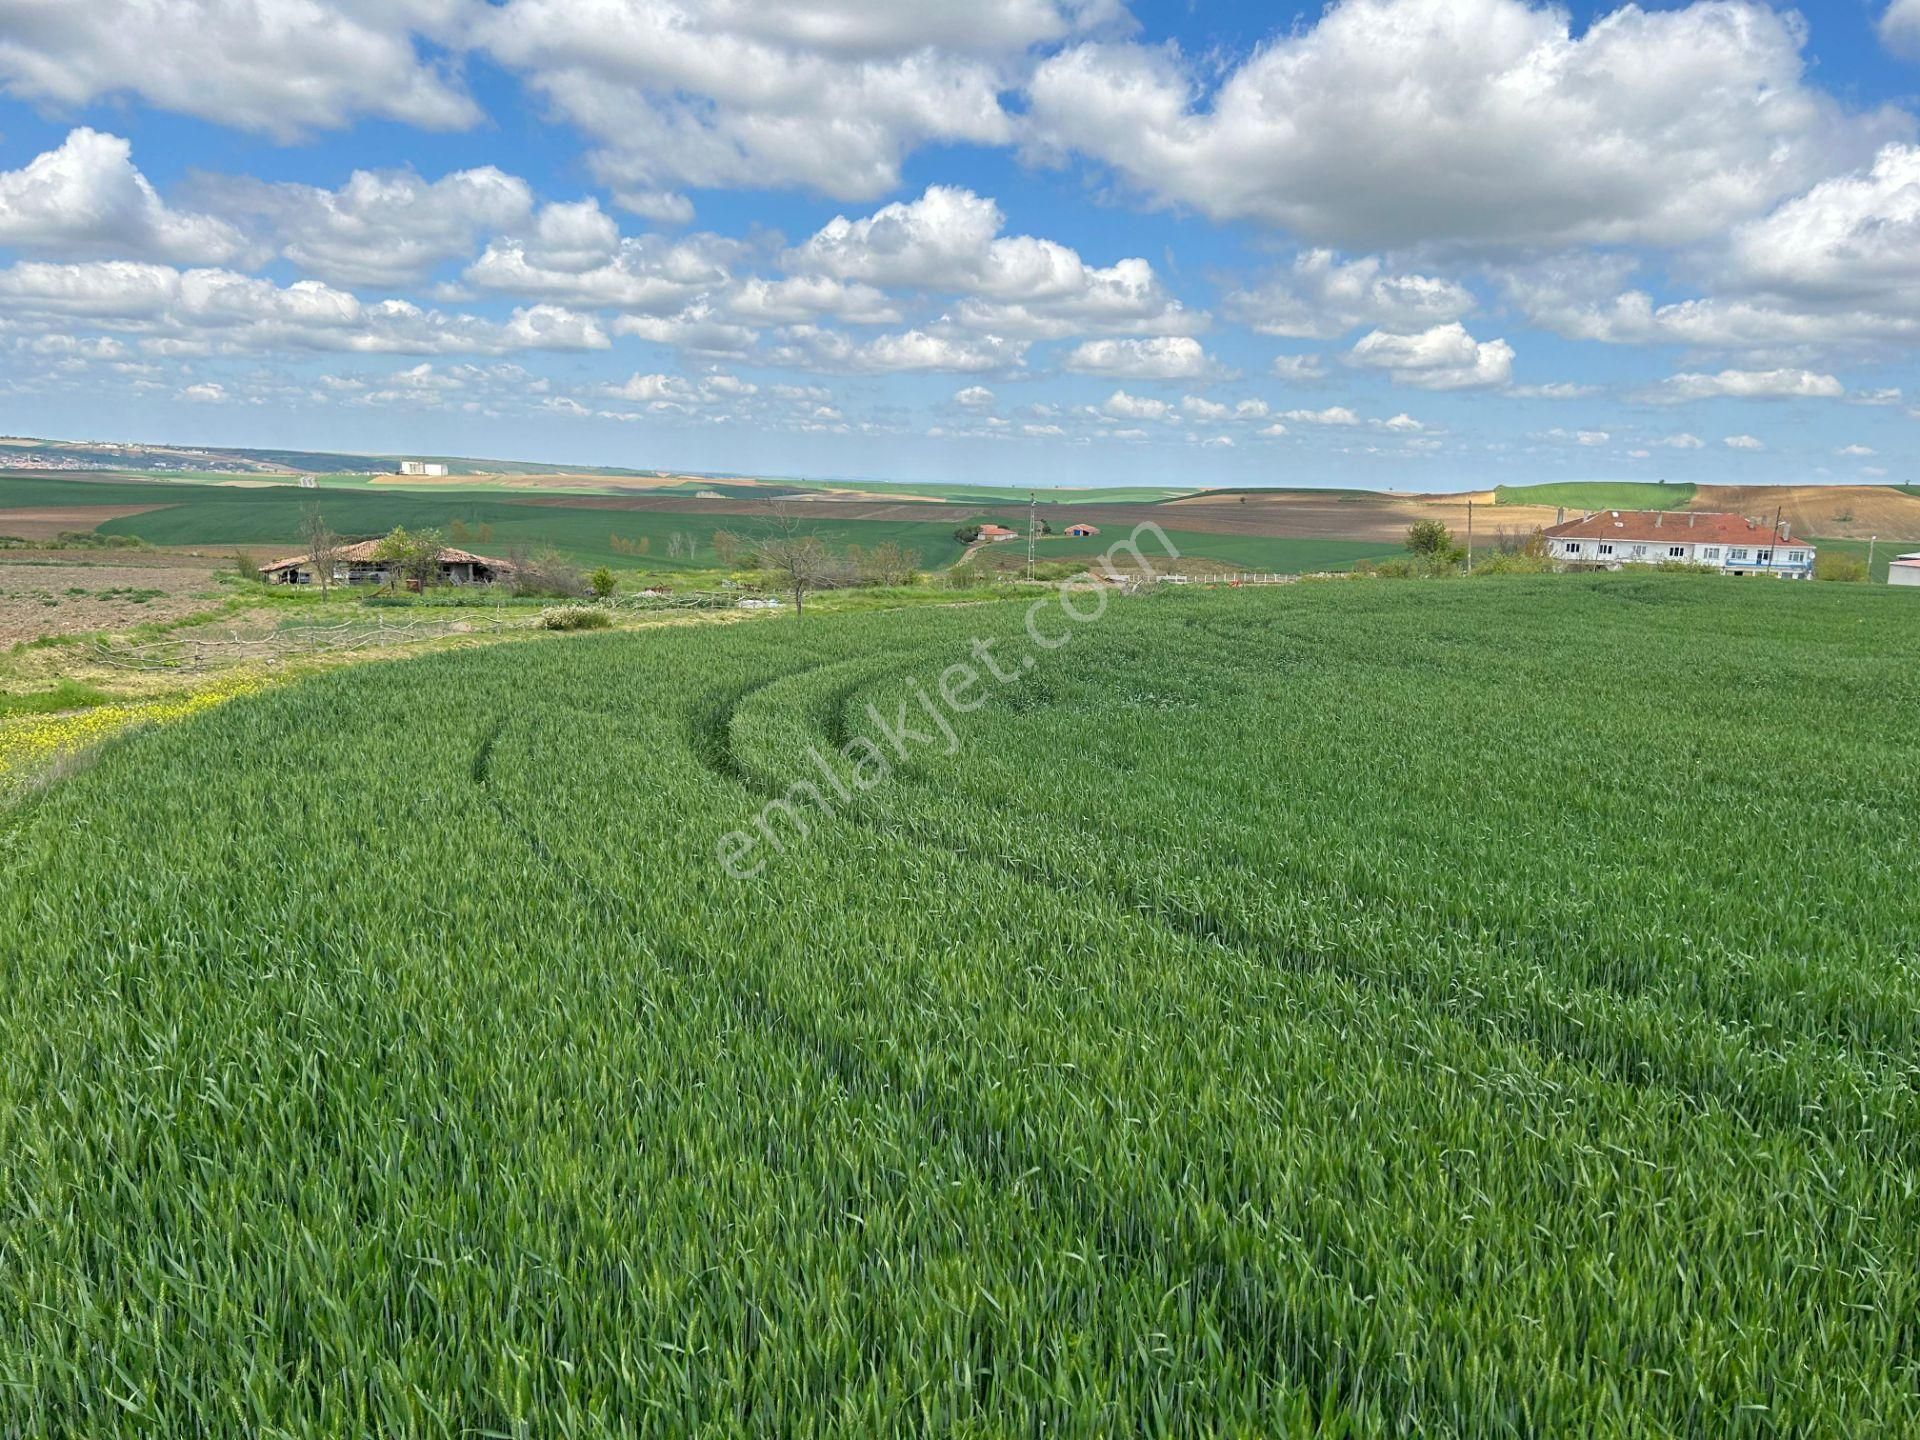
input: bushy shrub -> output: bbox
[1816,552,1869,583]
[0,531,151,552]
[1470,550,1556,576]
[512,547,586,598]
[1405,520,1465,563]
[1653,560,1723,575]
[589,566,616,599]
[539,605,613,631]
[1362,554,1461,580]
[847,540,921,587]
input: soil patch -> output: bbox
[0,556,226,646]
[1690,485,1920,541]
[0,504,173,539]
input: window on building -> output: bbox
[1788,550,1805,563]
[1631,544,1649,557]
[1729,548,1749,561]
[1668,546,1686,558]
[1702,547,1721,560]
[1597,543,1614,556]
[1756,550,1772,564]
[1562,541,1582,555]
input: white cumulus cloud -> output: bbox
[1063,335,1213,379]
[0,129,241,264]
[1026,0,1900,252]
[0,259,609,355]
[1101,389,1171,421]
[787,185,1196,338]
[0,0,480,139]
[1226,251,1473,339]
[768,325,1025,374]
[198,165,535,288]
[477,1,1116,198]
[1882,0,1920,58]
[1654,368,1844,402]
[466,232,735,314]
[1348,322,1513,390]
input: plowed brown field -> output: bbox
[0,504,171,539]
[1690,486,1920,540]
[1160,492,1560,541]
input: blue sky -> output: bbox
[0,0,1917,489]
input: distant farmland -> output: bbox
[0,474,973,570]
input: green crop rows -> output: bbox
[1494,481,1698,511]
[2,576,1918,1435]
[0,474,972,570]
[1034,532,1399,572]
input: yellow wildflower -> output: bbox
[0,672,271,796]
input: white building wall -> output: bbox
[1553,536,1814,576]
[1890,564,1920,588]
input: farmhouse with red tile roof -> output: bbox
[1543,510,1815,579]
[260,539,513,587]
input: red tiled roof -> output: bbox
[261,539,512,572]
[977,524,1018,537]
[1543,510,1800,548]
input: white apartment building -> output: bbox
[1544,510,1815,579]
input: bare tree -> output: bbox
[757,503,847,618]
[853,540,920,586]
[300,504,339,596]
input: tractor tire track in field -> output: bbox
[469,705,1428,1429]
[703,655,1920,1151]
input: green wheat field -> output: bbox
[3,576,1918,1435]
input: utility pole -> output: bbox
[1027,489,1036,582]
[1869,535,1878,576]
[1466,499,1473,574]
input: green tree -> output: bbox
[1406,520,1456,559]
[589,566,616,599]
[372,526,445,591]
